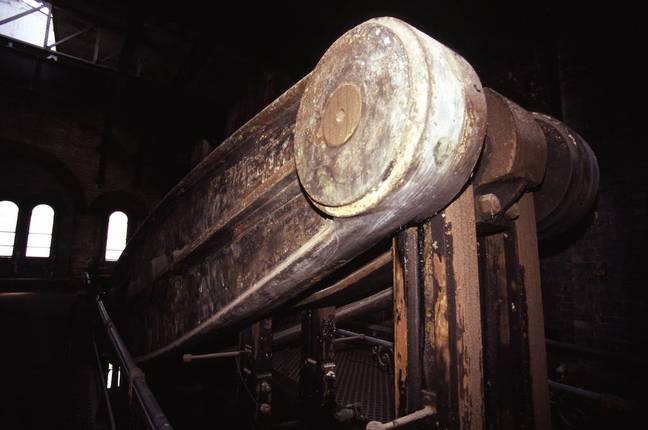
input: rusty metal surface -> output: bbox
[473,89,547,226]
[239,318,273,427]
[513,194,551,429]
[477,194,550,429]
[293,251,391,310]
[532,113,599,238]
[300,306,337,425]
[110,17,486,362]
[431,185,484,430]
[531,115,575,224]
[479,231,515,429]
[272,346,394,423]
[295,17,486,219]
[393,186,484,429]
[274,288,392,346]
[392,226,422,418]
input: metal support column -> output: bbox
[239,318,274,428]
[478,193,550,429]
[393,185,485,429]
[299,306,337,427]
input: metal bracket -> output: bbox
[239,318,273,427]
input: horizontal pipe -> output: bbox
[182,350,249,362]
[334,335,365,343]
[366,405,435,430]
[337,328,393,349]
[96,295,173,430]
[294,251,391,309]
[336,288,393,320]
[548,380,609,402]
[274,288,392,346]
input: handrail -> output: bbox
[95,293,174,430]
[336,328,393,349]
[92,335,117,430]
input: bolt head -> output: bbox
[260,381,272,393]
[477,193,502,217]
[259,403,271,415]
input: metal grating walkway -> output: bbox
[273,346,394,422]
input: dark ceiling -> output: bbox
[1,0,640,190]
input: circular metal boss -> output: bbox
[294,17,486,218]
[322,83,363,147]
[294,18,426,212]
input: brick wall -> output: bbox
[538,39,647,354]
[0,90,165,278]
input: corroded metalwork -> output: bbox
[111,17,486,362]
[533,114,599,238]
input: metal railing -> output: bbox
[88,273,173,430]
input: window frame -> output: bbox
[0,200,20,259]
[24,202,56,260]
[102,209,129,264]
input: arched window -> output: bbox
[0,200,19,257]
[105,211,128,262]
[26,204,55,258]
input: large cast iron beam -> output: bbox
[110,17,487,361]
